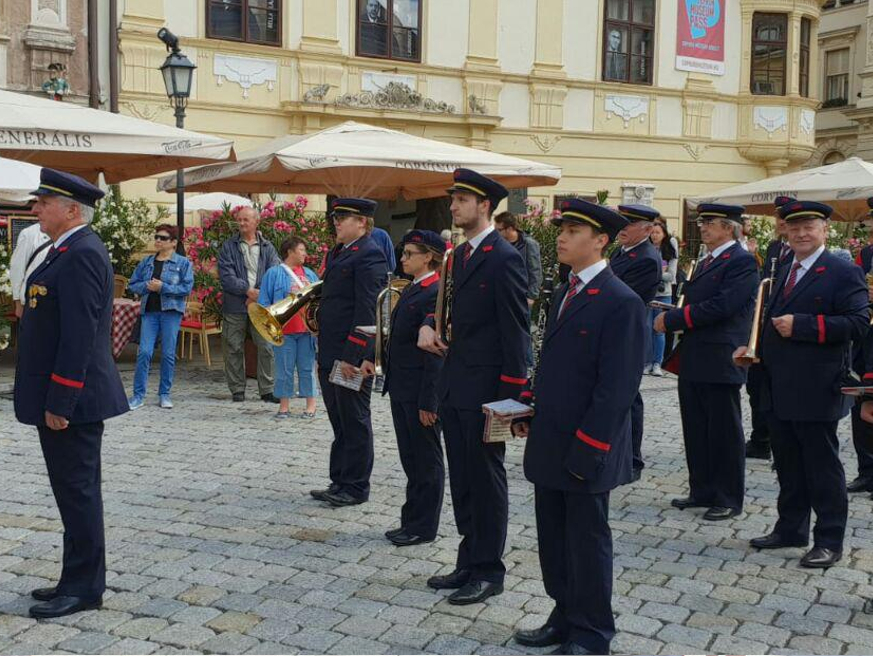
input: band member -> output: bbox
[739,201,868,568]
[419,168,529,605]
[611,204,662,481]
[512,199,645,655]
[15,169,128,618]
[362,230,446,546]
[310,198,387,507]
[855,198,873,274]
[746,195,794,461]
[654,203,758,521]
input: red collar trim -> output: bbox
[482,245,494,252]
[420,273,440,288]
[815,266,826,273]
[57,246,68,252]
[721,252,731,259]
[587,288,600,295]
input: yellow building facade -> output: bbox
[116,0,825,238]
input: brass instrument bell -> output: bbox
[374,276,411,376]
[248,281,323,347]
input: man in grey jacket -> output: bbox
[218,207,281,402]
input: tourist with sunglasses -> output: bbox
[127,224,194,409]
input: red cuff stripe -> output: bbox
[51,373,84,389]
[863,373,873,381]
[425,313,435,318]
[575,429,611,452]
[500,374,527,385]
[347,335,367,347]
[817,314,826,344]
[520,390,533,398]
[683,304,693,329]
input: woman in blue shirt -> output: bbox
[127,224,194,409]
[259,237,320,419]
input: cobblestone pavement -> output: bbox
[1,351,873,655]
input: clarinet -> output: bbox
[530,263,560,392]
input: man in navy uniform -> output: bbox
[654,203,758,521]
[855,198,873,274]
[610,204,661,481]
[739,201,868,568]
[15,168,128,618]
[512,199,645,655]
[418,168,530,604]
[848,275,873,495]
[746,195,795,461]
[362,230,446,546]
[310,198,387,507]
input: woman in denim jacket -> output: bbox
[126,224,194,409]
[259,237,320,419]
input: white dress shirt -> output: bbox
[465,225,495,256]
[789,244,826,286]
[9,223,51,302]
[413,270,438,286]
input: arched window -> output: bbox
[823,151,846,165]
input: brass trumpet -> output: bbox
[374,275,412,375]
[677,244,707,310]
[737,257,778,365]
[248,281,323,347]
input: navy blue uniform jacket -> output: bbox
[426,230,530,409]
[858,244,873,275]
[384,274,443,413]
[14,227,128,426]
[609,240,661,304]
[524,268,646,493]
[763,239,793,278]
[663,242,758,384]
[762,249,868,422]
[316,235,388,369]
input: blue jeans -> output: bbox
[132,311,183,398]
[647,295,671,366]
[274,332,318,399]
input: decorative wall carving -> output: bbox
[303,84,329,102]
[620,182,655,206]
[214,54,277,99]
[753,106,788,135]
[335,82,456,114]
[604,94,649,128]
[800,109,815,136]
[468,95,487,114]
[121,101,169,122]
[362,71,416,94]
[683,144,709,161]
[530,84,567,129]
[530,134,561,153]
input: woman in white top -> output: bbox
[647,220,679,375]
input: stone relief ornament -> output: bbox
[335,82,456,114]
[214,54,277,99]
[604,94,649,128]
[303,84,330,102]
[800,109,815,136]
[683,144,709,161]
[753,106,789,136]
[530,134,561,153]
[468,95,488,115]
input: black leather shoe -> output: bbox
[388,531,433,547]
[749,532,808,550]
[745,440,771,460]
[800,546,842,569]
[232,392,245,402]
[427,568,471,590]
[671,496,709,510]
[514,624,567,648]
[322,490,366,507]
[549,643,597,655]
[385,527,404,539]
[848,476,873,493]
[31,587,58,602]
[703,506,740,521]
[29,595,102,618]
[447,580,503,605]
[310,484,339,501]
[261,393,280,403]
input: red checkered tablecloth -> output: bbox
[112,298,140,359]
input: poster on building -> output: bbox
[676,0,726,76]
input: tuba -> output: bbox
[248,281,323,347]
[374,275,412,375]
[434,234,458,344]
[737,257,778,364]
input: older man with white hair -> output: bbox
[15,168,128,618]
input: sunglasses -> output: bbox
[154,234,173,241]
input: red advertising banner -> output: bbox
[676,0,726,76]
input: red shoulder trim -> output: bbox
[575,429,610,452]
[51,373,84,389]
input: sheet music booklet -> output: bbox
[329,359,364,392]
[482,399,534,443]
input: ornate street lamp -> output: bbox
[158,27,195,255]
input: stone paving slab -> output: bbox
[1,351,872,654]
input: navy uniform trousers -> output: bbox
[38,422,106,598]
[851,403,873,482]
[318,370,375,501]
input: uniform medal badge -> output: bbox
[28,284,47,309]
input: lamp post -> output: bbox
[157,27,195,255]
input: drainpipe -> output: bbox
[109,0,119,112]
[88,0,99,107]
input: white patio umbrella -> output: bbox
[171,192,252,213]
[157,121,561,199]
[0,155,41,203]
[689,157,873,221]
[0,89,235,183]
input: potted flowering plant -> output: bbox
[91,187,166,278]
[184,197,331,323]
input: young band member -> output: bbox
[610,204,662,481]
[654,203,758,521]
[362,230,446,546]
[310,198,387,507]
[418,169,530,605]
[737,201,868,568]
[746,195,794,461]
[512,199,646,655]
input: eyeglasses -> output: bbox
[154,234,173,241]
[401,249,426,259]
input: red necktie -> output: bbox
[559,274,580,318]
[782,262,802,298]
[779,242,789,261]
[701,254,714,270]
[463,243,472,267]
